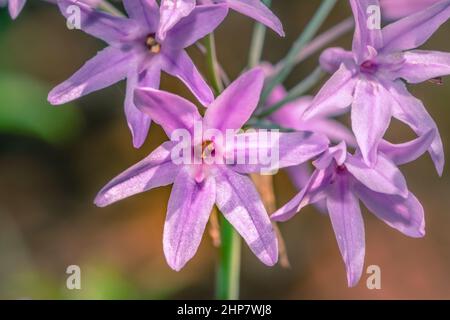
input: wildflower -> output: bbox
[95,68,329,271]
[306,0,450,175]
[159,0,284,40]
[48,0,228,148]
[272,130,435,286]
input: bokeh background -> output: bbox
[0,1,449,299]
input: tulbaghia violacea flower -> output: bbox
[48,0,228,148]
[272,130,436,286]
[305,0,450,175]
[0,0,26,19]
[94,68,329,271]
[381,0,441,19]
[158,0,284,40]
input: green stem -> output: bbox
[215,216,241,300]
[260,0,337,105]
[205,34,224,95]
[98,1,125,17]
[205,33,241,300]
[248,0,271,68]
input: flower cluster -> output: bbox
[4,0,450,287]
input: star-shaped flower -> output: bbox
[95,68,329,270]
[48,0,228,148]
[305,0,450,175]
[272,130,435,286]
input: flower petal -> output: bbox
[379,129,436,165]
[346,153,409,197]
[134,87,201,137]
[125,58,162,148]
[164,4,228,49]
[386,80,444,175]
[123,0,160,31]
[226,0,285,36]
[327,173,365,287]
[163,168,215,271]
[94,141,178,207]
[351,78,392,166]
[227,131,329,174]
[397,50,450,84]
[304,63,356,120]
[8,0,26,19]
[158,0,196,40]
[58,0,138,44]
[354,183,425,238]
[215,167,278,266]
[381,0,450,53]
[48,46,135,105]
[319,47,355,74]
[204,68,265,132]
[161,49,214,106]
[271,168,332,222]
[350,0,383,63]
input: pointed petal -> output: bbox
[354,183,425,238]
[58,0,138,44]
[327,173,365,287]
[350,0,383,63]
[351,78,392,166]
[226,0,285,36]
[48,47,135,105]
[215,167,278,266]
[320,47,355,73]
[94,141,178,207]
[227,131,329,174]
[272,168,332,222]
[163,168,215,271]
[379,129,436,165]
[304,63,357,120]
[301,118,357,147]
[397,50,450,84]
[158,0,196,40]
[125,58,161,148]
[134,87,201,137]
[204,68,265,132]
[387,80,444,175]
[346,153,409,197]
[123,0,160,31]
[8,0,26,19]
[161,50,214,105]
[381,0,450,53]
[164,4,228,49]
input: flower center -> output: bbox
[145,34,161,54]
[336,164,347,174]
[360,60,378,74]
[201,140,216,159]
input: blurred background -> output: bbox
[0,1,449,299]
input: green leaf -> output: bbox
[0,73,83,145]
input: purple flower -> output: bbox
[381,0,441,20]
[48,0,228,148]
[94,68,329,271]
[0,0,26,19]
[272,130,436,286]
[305,0,450,175]
[159,0,284,40]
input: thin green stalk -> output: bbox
[257,66,325,118]
[260,0,337,105]
[248,0,271,68]
[205,33,241,300]
[215,216,241,300]
[205,34,224,95]
[98,0,125,17]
